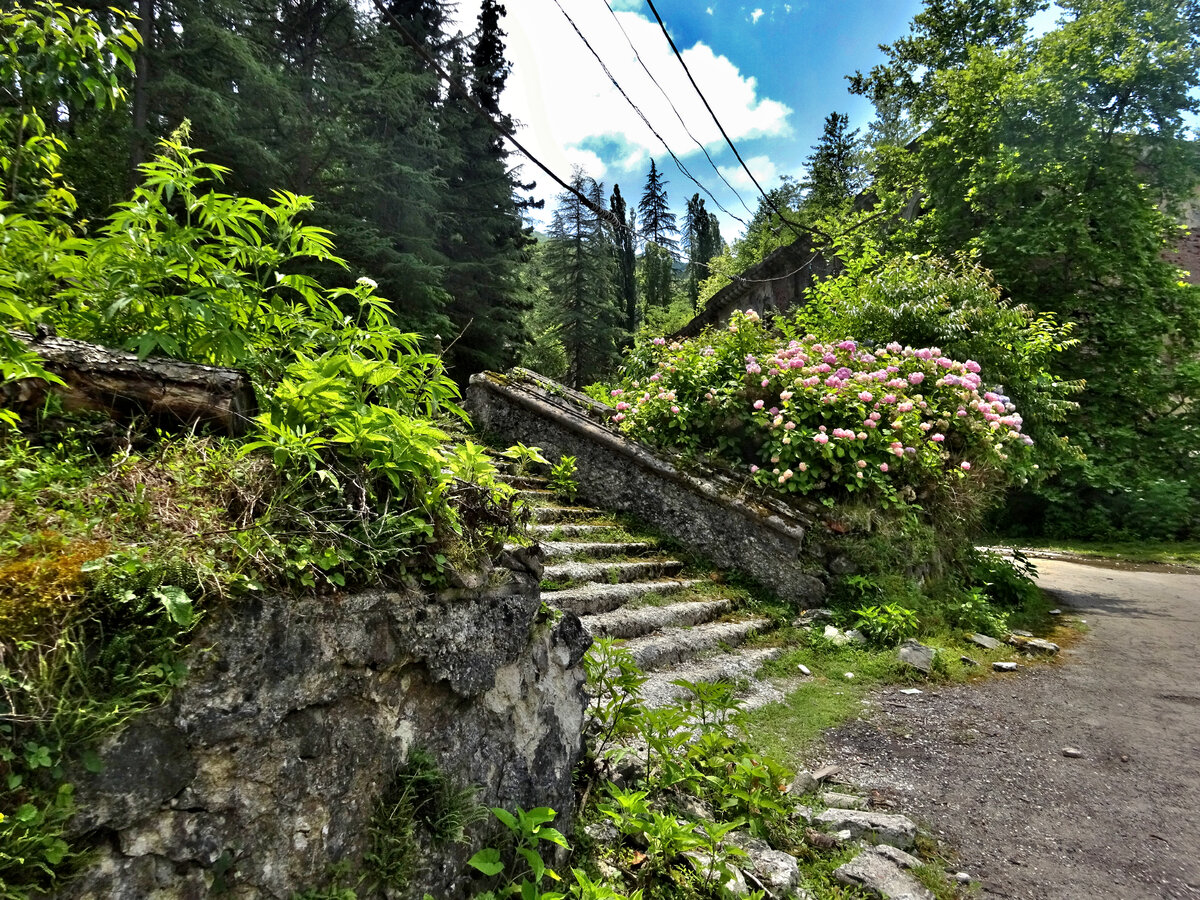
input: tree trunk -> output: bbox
[129,0,154,180]
[4,331,258,436]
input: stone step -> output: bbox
[582,599,734,640]
[624,618,771,671]
[530,505,608,524]
[543,558,684,587]
[497,473,549,488]
[639,647,785,710]
[529,523,617,539]
[544,578,703,617]
[518,489,557,501]
[536,541,656,560]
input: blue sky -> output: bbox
[453,0,928,242]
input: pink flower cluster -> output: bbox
[606,310,1033,500]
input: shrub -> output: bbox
[608,308,1040,523]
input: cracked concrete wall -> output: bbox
[466,369,832,607]
[63,569,590,899]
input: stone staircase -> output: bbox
[502,471,785,710]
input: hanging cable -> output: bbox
[369,0,622,231]
[549,0,746,230]
[599,0,755,222]
[641,0,826,243]
[369,0,823,290]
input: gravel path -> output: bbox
[817,558,1200,900]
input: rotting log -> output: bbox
[3,330,258,436]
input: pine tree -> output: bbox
[544,170,622,387]
[683,193,722,309]
[638,159,677,309]
[438,0,533,378]
[610,184,638,333]
[803,112,866,216]
[637,158,677,248]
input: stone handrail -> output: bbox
[467,368,830,606]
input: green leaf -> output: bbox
[152,585,195,628]
[467,848,504,877]
[535,827,568,849]
[490,807,518,832]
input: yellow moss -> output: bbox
[0,536,109,643]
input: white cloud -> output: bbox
[717,155,779,194]
[450,0,792,227]
[706,6,714,14]
[750,8,764,24]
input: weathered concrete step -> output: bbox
[543,558,684,586]
[624,618,771,671]
[543,579,703,616]
[497,473,549,487]
[530,505,608,524]
[529,523,617,539]
[536,541,656,560]
[639,647,784,710]
[582,599,733,640]
[518,489,556,500]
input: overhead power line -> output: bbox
[549,0,747,229]
[641,0,825,243]
[599,0,755,222]
[368,0,815,290]
[369,0,622,231]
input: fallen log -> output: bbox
[3,330,258,436]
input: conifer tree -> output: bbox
[638,159,677,309]
[610,184,638,333]
[544,170,622,387]
[683,194,722,309]
[803,112,866,216]
[438,0,533,378]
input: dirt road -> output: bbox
[821,558,1200,899]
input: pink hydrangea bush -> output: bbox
[609,310,1035,504]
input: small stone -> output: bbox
[596,860,622,880]
[813,764,842,782]
[899,688,922,695]
[677,796,715,821]
[794,607,835,626]
[834,829,853,842]
[993,661,1019,672]
[956,871,972,884]
[825,624,844,642]
[844,628,868,645]
[1010,629,1034,637]
[897,639,935,674]
[727,832,770,852]
[1062,747,1083,758]
[792,805,814,823]
[823,791,866,810]
[797,663,812,676]
[814,809,918,850]
[1049,609,1062,615]
[960,655,979,666]
[744,846,801,896]
[835,847,935,900]
[1019,637,1060,655]
[804,826,842,849]
[789,771,818,796]
[873,844,922,870]
[584,822,619,845]
[844,671,855,680]
[967,632,1002,650]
